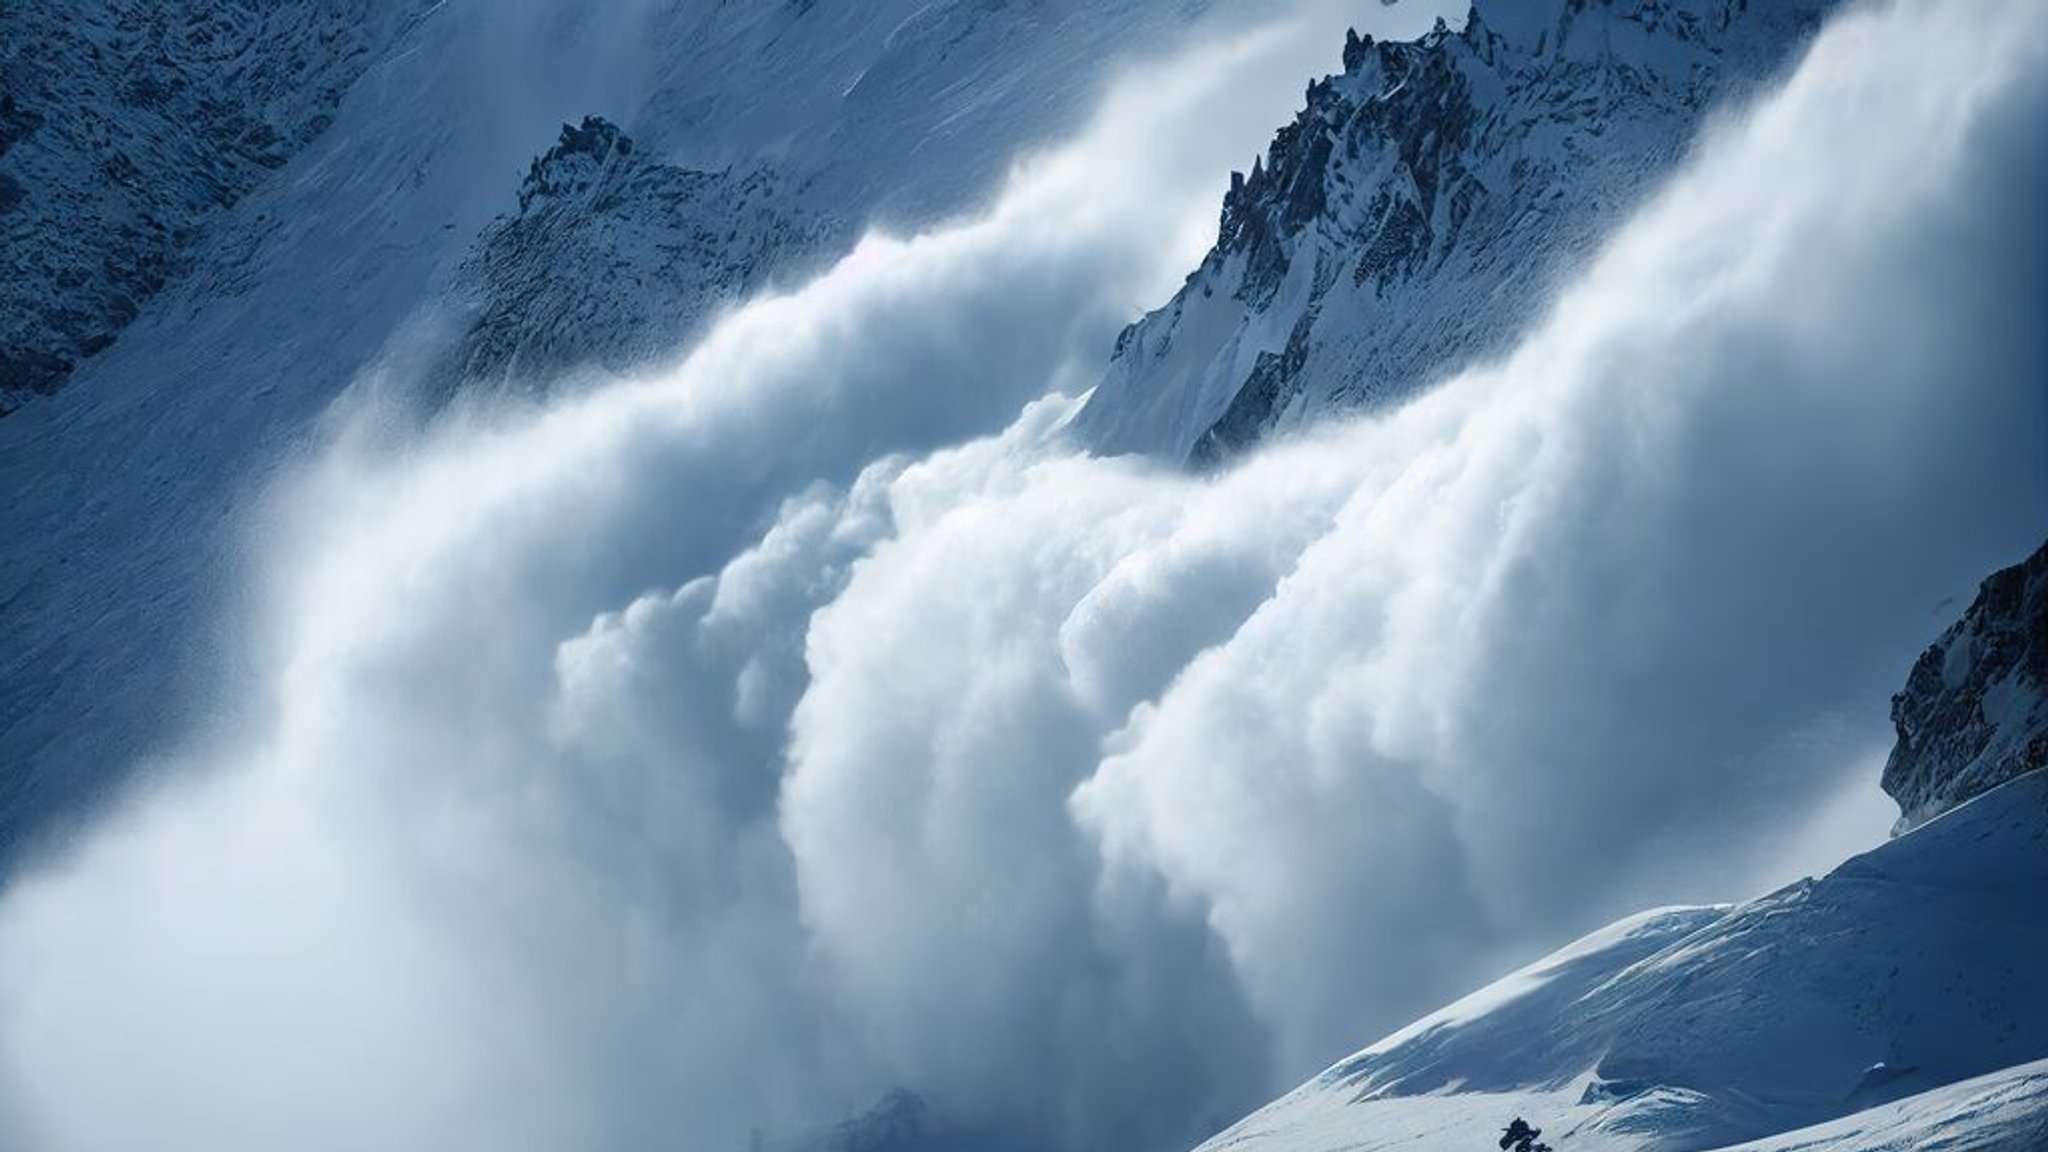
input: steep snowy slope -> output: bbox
[1190,778,2048,1152]
[1188,542,2048,1152]
[430,0,1266,399]
[1075,0,1833,462]
[0,0,429,412]
[1711,1061,2048,1151]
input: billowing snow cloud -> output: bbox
[1,2,2044,1151]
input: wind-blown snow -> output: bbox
[0,1,2043,1151]
[0,0,1461,849]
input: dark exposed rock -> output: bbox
[1191,303,1319,467]
[517,115,638,212]
[0,91,43,159]
[1881,538,2048,832]
[0,348,72,399]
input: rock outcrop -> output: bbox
[1882,538,2048,832]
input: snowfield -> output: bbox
[1198,770,2048,1152]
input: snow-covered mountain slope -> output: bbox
[426,116,849,399]
[1190,540,2048,1152]
[3,0,1363,855]
[0,0,428,413]
[1074,0,1833,463]
[1195,767,2048,1152]
[1710,1060,2048,1152]
[1882,538,2048,834]
[624,0,1220,227]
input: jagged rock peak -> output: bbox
[1074,0,1831,463]
[517,115,636,211]
[1209,0,1767,308]
[1342,26,1375,71]
[437,116,846,401]
[1882,538,2048,832]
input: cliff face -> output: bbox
[1073,0,1832,463]
[1882,539,2048,832]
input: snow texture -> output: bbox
[1197,770,2048,1152]
[0,2,2042,1150]
[0,0,429,410]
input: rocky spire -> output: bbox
[517,115,636,211]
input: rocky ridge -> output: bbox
[1074,0,1832,463]
[433,116,849,399]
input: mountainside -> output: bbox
[428,116,849,400]
[1192,539,2048,1152]
[0,0,428,413]
[1074,0,1832,463]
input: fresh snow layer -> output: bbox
[1199,771,2048,1152]
[1713,1059,2048,1151]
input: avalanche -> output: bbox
[0,1,2041,1150]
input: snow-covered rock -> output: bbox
[0,0,426,413]
[429,117,848,399]
[1882,538,2048,833]
[766,1090,973,1152]
[1074,0,1832,463]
